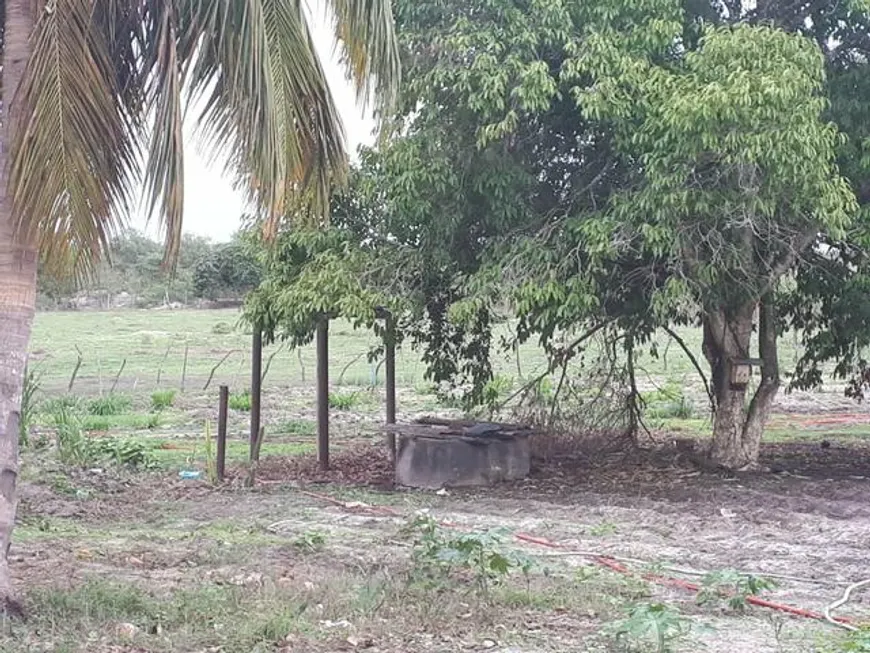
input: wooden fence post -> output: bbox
[316,317,329,471]
[217,385,228,481]
[384,311,397,465]
[250,325,263,462]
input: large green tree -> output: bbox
[350,0,870,469]
[0,0,399,611]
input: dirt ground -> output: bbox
[4,430,869,653]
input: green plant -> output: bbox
[203,421,217,484]
[90,438,156,470]
[79,412,160,432]
[696,569,776,613]
[19,366,42,447]
[41,395,84,414]
[588,522,618,536]
[482,373,513,414]
[87,394,132,416]
[150,389,176,411]
[52,407,155,469]
[644,381,695,420]
[607,602,692,653]
[833,629,870,652]
[404,515,533,600]
[292,530,326,553]
[328,391,361,410]
[53,407,98,467]
[278,419,315,436]
[229,391,252,412]
[211,321,233,335]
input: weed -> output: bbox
[328,391,361,410]
[278,419,315,436]
[80,413,160,432]
[87,394,132,416]
[229,391,252,412]
[22,578,308,651]
[52,408,154,469]
[644,381,695,420]
[20,366,42,447]
[150,389,176,411]
[413,381,438,396]
[53,407,97,467]
[292,530,326,553]
[696,569,776,612]
[91,438,155,469]
[41,395,84,414]
[404,515,533,600]
[203,421,217,484]
[833,629,870,652]
[482,374,513,413]
[211,321,233,335]
[606,602,692,652]
[588,522,618,536]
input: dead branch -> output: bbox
[203,350,238,391]
[110,358,126,394]
[68,346,83,392]
[662,325,715,411]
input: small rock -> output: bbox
[482,639,497,648]
[435,488,449,496]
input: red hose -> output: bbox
[515,532,857,625]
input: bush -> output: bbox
[643,381,695,420]
[53,408,97,467]
[41,395,84,414]
[52,407,156,469]
[150,389,176,411]
[211,321,233,335]
[229,391,252,412]
[328,391,361,410]
[87,394,132,416]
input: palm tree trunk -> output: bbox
[0,0,37,613]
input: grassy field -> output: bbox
[26,308,867,467]
[2,308,868,652]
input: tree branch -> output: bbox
[663,325,715,412]
[497,321,611,410]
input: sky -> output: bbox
[133,4,376,244]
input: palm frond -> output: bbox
[327,0,400,121]
[10,0,138,281]
[183,0,346,233]
[141,0,186,267]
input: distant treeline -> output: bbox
[37,231,260,310]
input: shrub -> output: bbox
[606,602,692,653]
[404,515,533,600]
[229,391,252,412]
[53,408,97,467]
[211,321,233,335]
[150,389,176,411]
[279,419,315,436]
[328,391,361,410]
[87,394,132,416]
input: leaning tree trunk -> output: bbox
[0,0,37,613]
[703,297,780,470]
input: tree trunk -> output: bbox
[0,0,37,613]
[703,299,780,471]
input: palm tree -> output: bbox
[0,0,399,610]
